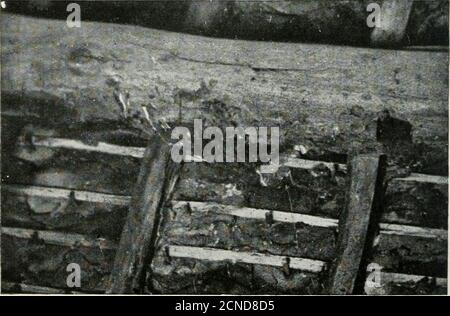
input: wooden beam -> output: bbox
[2,13,448,175]
[329,154,386,295]
[107,137,182,294]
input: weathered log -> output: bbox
[1,14,448,174]
[1,227,116,292]
[5,0,449,46]
[107,137,182,294]
[329,154,385,295]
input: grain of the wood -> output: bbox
[168,245,326,273]
[1,14,447,174]
[1,226,117,250]
[329,154,386,295]
[371,0,415,47]
[107,137,182,294]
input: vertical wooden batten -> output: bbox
[329,154,386,295]
[107,136,182,294]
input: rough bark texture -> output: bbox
[108,138,181,293]
[329,154,385,295]
[1,14,448,175]
[5,0,449,46]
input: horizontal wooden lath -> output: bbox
[174,201,339,228]
[393,173,448,185]
[379,223,447,239]
[30,136,146,158]
[3,184,131,206]
[19,135,447,185]
[168,245,326,273]
[3,184,446,240]
[1,227,117,250]
[1,281,84,294]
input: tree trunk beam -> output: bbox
[107,137,182,294]
[1,13,448,174]
[329,154,386,295]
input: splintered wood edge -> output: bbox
[168,245,326,273]
[3,184,446,240]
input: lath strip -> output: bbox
[3,184,446,240]
[168,245,326,274]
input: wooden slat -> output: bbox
[3,184,131,206]
[1,227,117,250]
[17,135,447,185]
[168,245,325,273]
[31,136,146,158]
[1,281,84,294]
[364,270,447,295]
[329,154,386,295]
[107,137,182,294]
[3,184,446,240]
[1,228,116,292]
[176,201,338,228]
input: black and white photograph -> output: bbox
[0,0,448,297]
